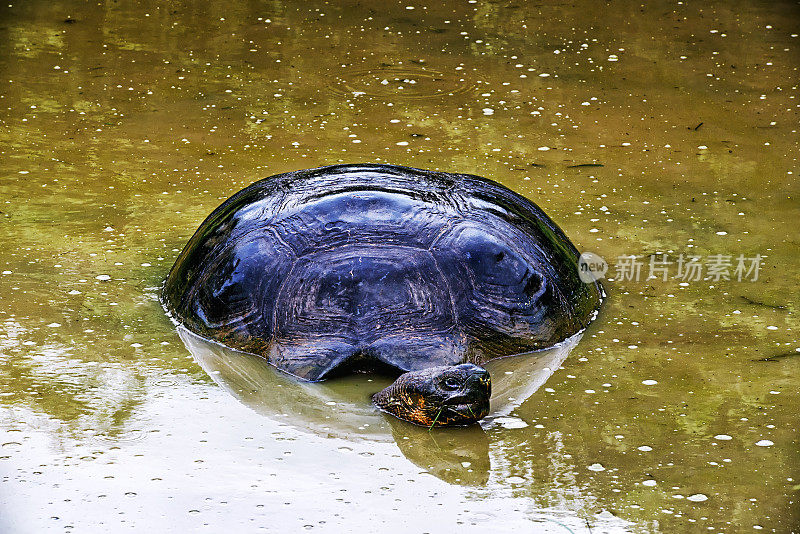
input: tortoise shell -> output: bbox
[163,164,601,381]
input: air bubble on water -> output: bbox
[755,440,774,447]
[642,380,658,385]
[587,463,605,472]
[686,494,708,502]
[714,434,733,440]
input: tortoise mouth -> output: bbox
[441,394,490,420]
[444,402,481,416]
[443,394,478,408]
[444,399,472,412]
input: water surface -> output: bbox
[0,1,798,532]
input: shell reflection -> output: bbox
[177,326,581,486]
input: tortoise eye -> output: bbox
[442,377,462,391]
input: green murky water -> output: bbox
[1,1,798,532]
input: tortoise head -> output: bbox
[372,363,491,427]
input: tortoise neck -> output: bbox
[372,380,431,426]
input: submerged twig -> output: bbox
[753,351,799,362]
[740,295,787,310]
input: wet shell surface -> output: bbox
[162,164,602,381]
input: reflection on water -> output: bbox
[179,325,394,441]
[179,326,582,486]
[387,420,491,487]
[0,0,798,532]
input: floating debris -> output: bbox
[494,417,529,429]
[740,295,786,310]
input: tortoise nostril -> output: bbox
[465,369,491,390]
